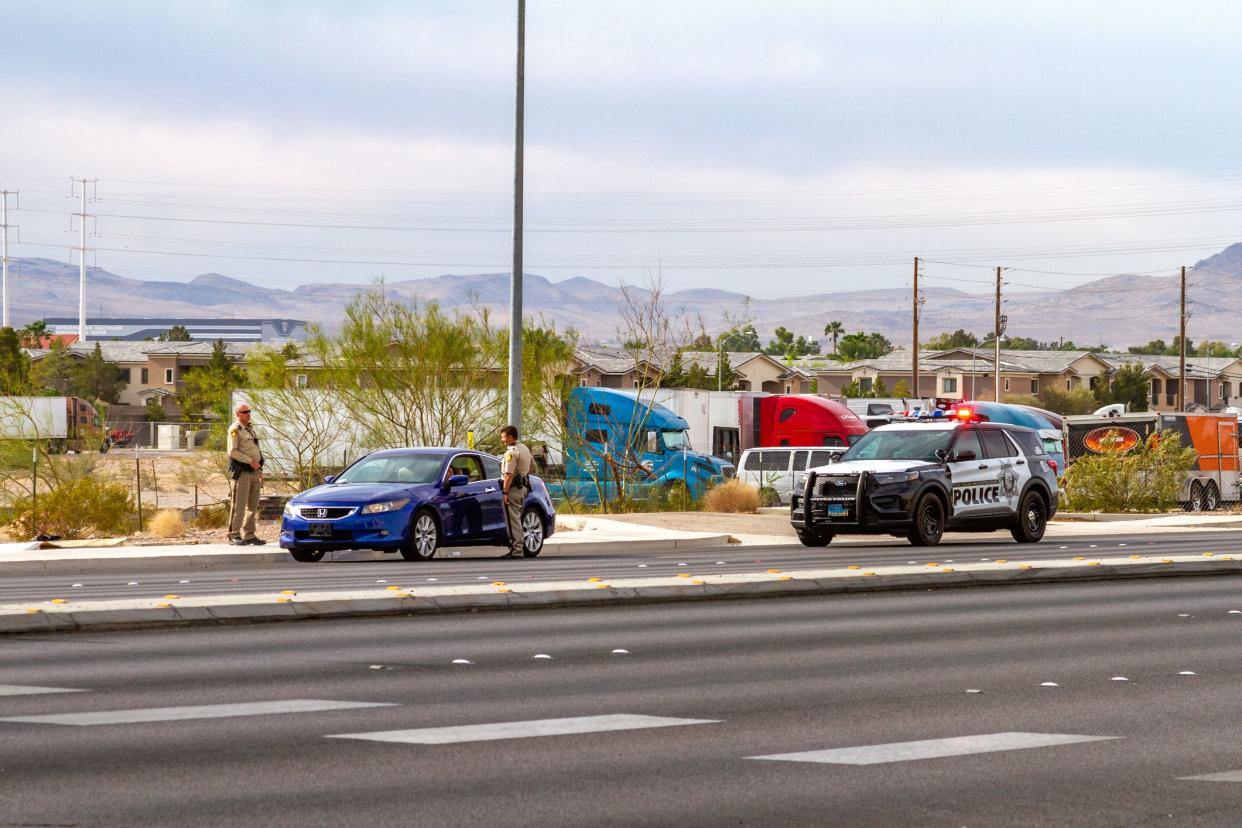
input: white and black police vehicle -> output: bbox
[790,418,1059,547]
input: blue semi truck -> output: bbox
[547,387,734,505]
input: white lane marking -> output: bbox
[748,732,1118,765]
[0,699,393,726]
[0,684,87,697]
[1181,770,1242,782]
[327,714,719,745]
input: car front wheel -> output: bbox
[907,494,945,546]
[796,528,833,547]
[288,546,326,563]
[402,510,439,561]
[521,507,545,558]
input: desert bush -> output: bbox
[1062,429,1196,512]
[7,477,135,539]
[149,509,186,538]
[192,503,229,530]
[704,479,762,513]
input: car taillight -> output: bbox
[1048,460,1058,475]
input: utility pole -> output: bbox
[911,257,920,399]
[0,190,14,329]
[72,178,96,344]
[1178,264,1187,410]
[994,266,1003,402]
[506,0,525,431]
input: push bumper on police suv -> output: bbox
[791,467,939,535]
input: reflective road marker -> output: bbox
[328,714,719,745]
[0,684,86,697]
[749,732,1118,765]
[0,699,394,726]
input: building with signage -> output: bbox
[44,317,307,343]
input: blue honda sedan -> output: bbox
[279,448,556,563]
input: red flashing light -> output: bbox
[954,408,973,420]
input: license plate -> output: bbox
[828,504,849,516]
[308,523,333,538]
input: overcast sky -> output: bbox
[3,0,1242,299]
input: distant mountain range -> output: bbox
[7,243,1242,348]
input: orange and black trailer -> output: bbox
[1063,412,1240,510]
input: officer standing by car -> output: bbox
[227,403,265,546]
[500,424,534,558]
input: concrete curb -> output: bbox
[5,554,1242,635]
[0,533,735,576]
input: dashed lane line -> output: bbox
[0,699,395,726]
[748,732,1119,766]
[0,684,87,697]
[327,713,720,745]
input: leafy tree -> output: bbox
[158,325,193,342]
[0,327,31,394]
[873,378,890,398]
[69,343,127,403]
[18,320,49,348]
[925,329,979,350]
[144,397,167,422]
[718,324,761,352]
[892,379,911,398]
[1127,339,1169,356]
[837,331,894,362]
[1031,386,1097,415]
[30,340,75,394]
[178,339,244,429]
[792,335,820,356]
[280,341,302,360]
[765,326,795,357]
[687,332,715,350]
[823,320,844,355]
[1092,363,1149,412]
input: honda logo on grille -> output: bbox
[316,508,328,519]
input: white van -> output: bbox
[738,446,848,506]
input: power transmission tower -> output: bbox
[993,267,1007,402]
[0,190,15,329]
[506,0,526,431]
[71,177,98,343]
[1178,264,1186,410]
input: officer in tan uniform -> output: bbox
[227,403,265,546]
[499,424,534,558]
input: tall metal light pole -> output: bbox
[506,0,526,430]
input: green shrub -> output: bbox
[7,477,135,539]
[1062,430,1196,512]
[192,503,229,529]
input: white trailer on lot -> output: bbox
[0,397,68,440]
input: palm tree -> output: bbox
[18,319,49,348]
[823,320,844,355]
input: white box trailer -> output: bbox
[0,396,102,452]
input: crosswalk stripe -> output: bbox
[749,732,1119,765]
[0,699,394,726]
[1179,770,1242,782]
[327,714,720,745]
[0,684,86,697]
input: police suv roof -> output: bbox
[870,421,1037,434]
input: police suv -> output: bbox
[790,420,1059,547]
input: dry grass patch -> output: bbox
[704,479,762,514]
[149,509,186,538]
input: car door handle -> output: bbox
[978,464,988,470]
[1016,460,1026,465]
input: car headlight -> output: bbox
[873,471,920,485]
[282,500,297,518]
[362,499,410,514]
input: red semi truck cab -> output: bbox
[743,395,868,449]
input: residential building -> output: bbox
[571,347,812,393]
[44,317,307,343]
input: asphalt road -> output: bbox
[4,530,1242,604]
[5,577,1242,825]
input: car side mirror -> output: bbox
[323,474,336,484]
[446,474,470,488]
[933,448,949,462]
[952,450,976,462]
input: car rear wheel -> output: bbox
[907,494,944,547]
[402,510,439,561]
[288,546,326,563]
[521,507,545,558]
[1011,491,1047,543]
[796,528,833,547]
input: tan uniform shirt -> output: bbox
[227,421,263,467]
[501,442,534,487]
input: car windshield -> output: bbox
[662,430,691,451]
[839,429,954,462]
[336,453,447,485]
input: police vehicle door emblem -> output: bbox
[316,508,328,519]
[998,467,1019,497]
